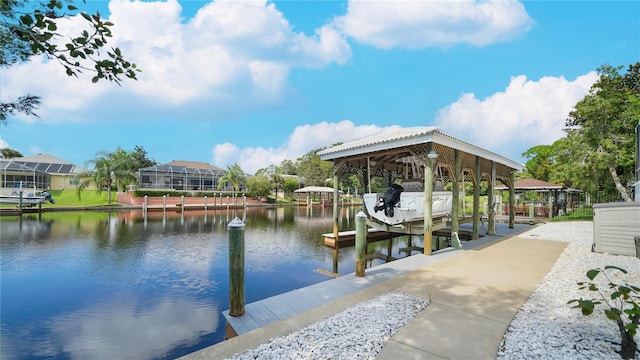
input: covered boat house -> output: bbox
[317,126,524,255]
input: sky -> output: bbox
[1,0,638,174]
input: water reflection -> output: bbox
[1,206,372,360]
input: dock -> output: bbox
[199,222,536,358]
[322,229,398,248]
[221,251,460,339]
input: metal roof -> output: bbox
[294,186,334,193]
[495,178,565,190]
[317,126,524,182]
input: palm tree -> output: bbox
[109,147,137,192]
[217,163,246,192]
[77,151,114,203]
[76,148,136,204]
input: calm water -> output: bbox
[0,206,416,360]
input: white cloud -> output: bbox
[212,120,401,174]
[333,0,534,49]
[434,72,599,161]
[1,0,351,123]
[212,70,598,174]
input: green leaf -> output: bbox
[605,309,620,321]
[604,265,627,274]
[20,14,34,26]
[586,269,600,280]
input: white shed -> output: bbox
[592,202,640,256]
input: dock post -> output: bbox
[355,211,367,277]
[162,195,167,213]
[204,196,208,212]
[228,217,245,317]
[181,195,185,209]
[143,195,148,212]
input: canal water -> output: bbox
[1,206,419,360]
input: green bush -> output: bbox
[568,266,639,359]
[132,190,237,198]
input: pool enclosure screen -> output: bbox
[0,160,51,191]
[138,163,223,191]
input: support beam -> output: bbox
[332,171,340,273]
[451,149,460,235]
[472,156,480,240]
[424,144,435,255]
[509,171,516,228]
[487,161,496,236]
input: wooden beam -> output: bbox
[424,143,435,255]
[451,149,460,235]
[473,156,480,240]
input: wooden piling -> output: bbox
[355,211,366,277]
[228,217,245,317]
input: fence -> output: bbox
[553,190,631,221]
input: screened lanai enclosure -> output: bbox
[0,160,50,191]
[137,161,225,191]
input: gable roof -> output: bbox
[317,126,524,182]
[495,178,564,190]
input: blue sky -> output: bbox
[1,0,638,174]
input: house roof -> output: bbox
[166,160,223,172]
[495,178,564,190]
[294,186,335,193]
[12,154,85,174]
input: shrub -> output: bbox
[568,265,640,359]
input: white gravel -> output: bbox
[498,221,640,360]
[227,291,428,360]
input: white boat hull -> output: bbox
[0,195,46,205]
[363,191,453,226]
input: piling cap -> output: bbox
[228,217,245,229]
[356,211,367,219]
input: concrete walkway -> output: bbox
[182,228,567,360]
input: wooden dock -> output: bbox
[322,229,399,248]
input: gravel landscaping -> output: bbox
[228,291,429,360]
[498,221,640,360]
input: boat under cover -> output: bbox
[363,190,453,226]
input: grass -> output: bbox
[552,206,594,221]
[49,190,118,207]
